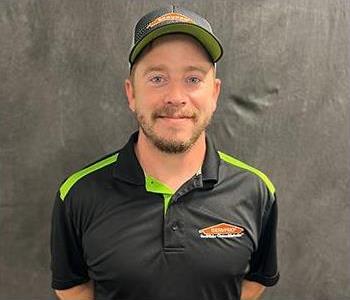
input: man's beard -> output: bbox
[135,105,211,154]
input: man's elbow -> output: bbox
[241,279,266,300]
[54,280,94,300]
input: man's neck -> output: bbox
[134,131,206,191]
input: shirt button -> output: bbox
[171,222,178,231]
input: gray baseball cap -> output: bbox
[129,5,223,66]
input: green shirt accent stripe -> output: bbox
[145,175,174,215]
[59,154,118,201]
[218,151,276,195]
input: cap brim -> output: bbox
[129,23,223,65]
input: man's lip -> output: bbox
[158,116,192,119]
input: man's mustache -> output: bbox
[152,106,197,119]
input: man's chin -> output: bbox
[152,138,192,154]
[139,120,206,154]
[144,131,194,154]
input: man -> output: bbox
[51,5,279,300]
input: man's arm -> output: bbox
[55,280,94,300]
[243,193,279,299]
[240,279,266,300]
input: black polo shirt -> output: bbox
[51,132,279,300]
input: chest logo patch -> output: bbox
[199,223,245,238]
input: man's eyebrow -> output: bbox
[184,65,210,75]
[142,65,211,76]
[142,65,168,76]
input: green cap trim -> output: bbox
[59,154,118,201]
[145,175,174,214]
[218,151,276,195]
[130,23,223,64]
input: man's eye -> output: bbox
[150,76,164,83]
[187,77,201,84]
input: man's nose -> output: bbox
[164,81,188,105]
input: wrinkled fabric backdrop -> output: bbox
[1,0,349,299]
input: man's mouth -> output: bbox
[158,115,192,119]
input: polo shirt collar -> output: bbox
[112,132,145,185]
[113,131,220,187]
[201,133,220,188]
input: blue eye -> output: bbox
[187,77,201,84]
[150,76,164,83]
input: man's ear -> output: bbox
[124,79,135,112]
[211,78,221,112]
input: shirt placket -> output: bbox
[163,175,202,251]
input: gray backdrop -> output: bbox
[1,0,349,299]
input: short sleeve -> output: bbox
[244,192,280,286]
[50,191,90,290]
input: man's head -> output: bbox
[124,6,223,154]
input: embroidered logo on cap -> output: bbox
[147,12,195,29]
[199,223,245,238]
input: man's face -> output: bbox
[125,34,221,153]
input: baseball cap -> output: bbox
[129,5,223,67]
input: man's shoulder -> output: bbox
[58,150,120,201]
[217,150,275,195]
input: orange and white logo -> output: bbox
[199,223,245,238]
[147,13,195,29]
